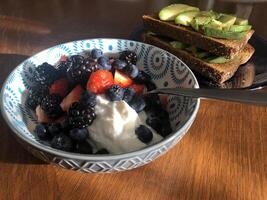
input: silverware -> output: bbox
[148,88,267,106]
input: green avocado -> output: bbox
[190,16,212,31]
[204,19,223,30]
[204,27,247,40]
[196,51,210,59]
[207,56,231,64]
[218,14,236,30]
[235,18,249,25]
[229,24,251,32]
[175,10,199,26]
[159,4,199,21]
[170,41,187,49]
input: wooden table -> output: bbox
[0,1,267,199]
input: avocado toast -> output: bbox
[142,4,255,84]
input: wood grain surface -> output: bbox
[0,1,267,199]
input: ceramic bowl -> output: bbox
[1,39,200,173]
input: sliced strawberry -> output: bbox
[130,83,145,94]
[59,55,67,62]
[36,106,51,123]
[159,95,168,110]
[49,78,68,97]
[60,85,84,111]
[87,70,114,94]
[114,70,133,88]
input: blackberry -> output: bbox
[80,90,97,107]
[33,62,58,87]
[119,50,137,65]
[26,86,49,110]
[51,134,73,151]
[56,61,68,78]
[68,102,96,128]
[105,85,125,101]
[41,94,63,118]
[135,125,153,144]
[66,55,99,84]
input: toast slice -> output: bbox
[143,14,254,59]
[143,33,255,83]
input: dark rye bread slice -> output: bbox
[143,14,254,59]
[143,33,255,83]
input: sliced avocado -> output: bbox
[185,46,198,56]
[175,10,199,26]
[190,16,212,31]
[207,56,231,64]
[235,18,249,25]
[159,4,199,21]
[170,41,187,49]
[218,14,236,30]
[204,19,223,30]
[229,24,251,32]
[204,27,247,40]
[196,51,210,59]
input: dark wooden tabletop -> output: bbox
[0,1,267,199]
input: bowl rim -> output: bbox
[0,38,200,161]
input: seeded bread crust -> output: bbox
[143,14,254,59]
[143,33,255,83]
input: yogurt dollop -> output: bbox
[87,95,162,154]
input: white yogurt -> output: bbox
[87,95,163,154]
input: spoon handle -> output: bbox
[149,88,267,106]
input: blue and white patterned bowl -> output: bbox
[1,39,200,173]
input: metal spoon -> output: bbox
[148,88,267,106]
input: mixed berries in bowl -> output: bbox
[26,49,172,155]
[1,38,199,172]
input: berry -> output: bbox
[34,123,50,140]
[27,87,49,110]
[97,56,111,70]
[158,120,172,137]
[75,141,93,154]
[146,117,161,132]
[56,60,68,78]
[91,48,103,59]
[125,64,139,78]
[36,106,51,123]
[49,78,68,97]
[80,90,97,107]
[133,71,151,84]
[114,70,133,88]
[69,128,88,141]
[66,55,98,84]
[33,62,58,87]
[87,70,114,94]
[68,102,96,128]
[119,50,137,65]
[47,123,62,136]
[128,95,146,112]
[51,134,73,151]
[95,148,109,154]
[105,85,125,101]
[123,87,135,103]
[112,59,127,70]
[60,85,84,112]
[41,94,63,118]
[135,125,153,144]
[130,84,144,95]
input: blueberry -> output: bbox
[51,134,73,151]
[133,70,151,84]
[97,56,111,70]
[112,59,127,70]
[128,95,146,112]
[91,48,103,59]
[105,85,125,101]
[135,125,153,144]
[80,90,97,107]
[69,128,88,141]
[75,141,93,154]
[95,148,109,154]
[125,64,139,78]
[48,123,62,136]
[34,123,50,140]
[123,87,135,103]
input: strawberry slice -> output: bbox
[59,55,67,62]
[130,84,145,94]
[60,85,84,111]
[49,78,68,97]
[87,70,114,94]
[114,70,133,88]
